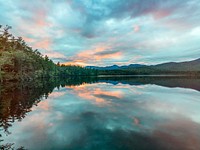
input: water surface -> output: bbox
[1,77,200,150]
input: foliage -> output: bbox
[58,64,98,77]
[0,25,97,82]
[0,77,98,135]
[98,66,200,76]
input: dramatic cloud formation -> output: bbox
[0,0,200,66]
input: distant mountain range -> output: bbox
[86,58,200,71]
[153,58,200,71]
[86,64,146,70]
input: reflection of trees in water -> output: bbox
[0,76,199,149]
[0,76,98,148]
[1,76,199,135]
[98,76,200,92]
[0,77,98,132]
[0,82,47,135]
[0,142,26,150]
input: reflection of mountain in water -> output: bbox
[1,76,200,131]
[0,76,200,149]
[98,76,200,92]
[1,76,200,132]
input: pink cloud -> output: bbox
[48,91,66,98]
[22,36,35,43]
[34,39,51,50]
[37,100,51,111]
[152,9,173,20]
[133,117,140,125]
[134,25,140,32]
[62,45,123,66]
[34,10,49,27]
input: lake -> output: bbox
[1,77,200,150]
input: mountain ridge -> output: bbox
[86,58,200,71]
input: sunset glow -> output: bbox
[1,0,199,66]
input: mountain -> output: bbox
[122,64,147,69]
[86,58,200,72]
[86,65,118,70]
[153,58,200,71]
[86,64,146,70]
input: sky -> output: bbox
[0,0,200,66]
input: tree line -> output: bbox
[0,25,97,82]
[98,66,200,76]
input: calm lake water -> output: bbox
[1,77,200,150]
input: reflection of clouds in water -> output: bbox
[48,91,66,98]
[66,83,124,106]
[36,100,51,111]
[113,83,146,95]
[153,116,200,150]
[31,90,67,111]
[136,86,200,124]
[2,83,200,150]
[133,117,140,126]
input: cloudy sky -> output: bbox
[0,0,200,66]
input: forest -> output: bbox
[0,25,97,82]
[98,67,200,76]
[1,25,199,83]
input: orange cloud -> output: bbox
[62,61,89,66]
[78,46,122,60]
[62,45,123,66]
[95,51,122,60]
[77,46,107,58]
